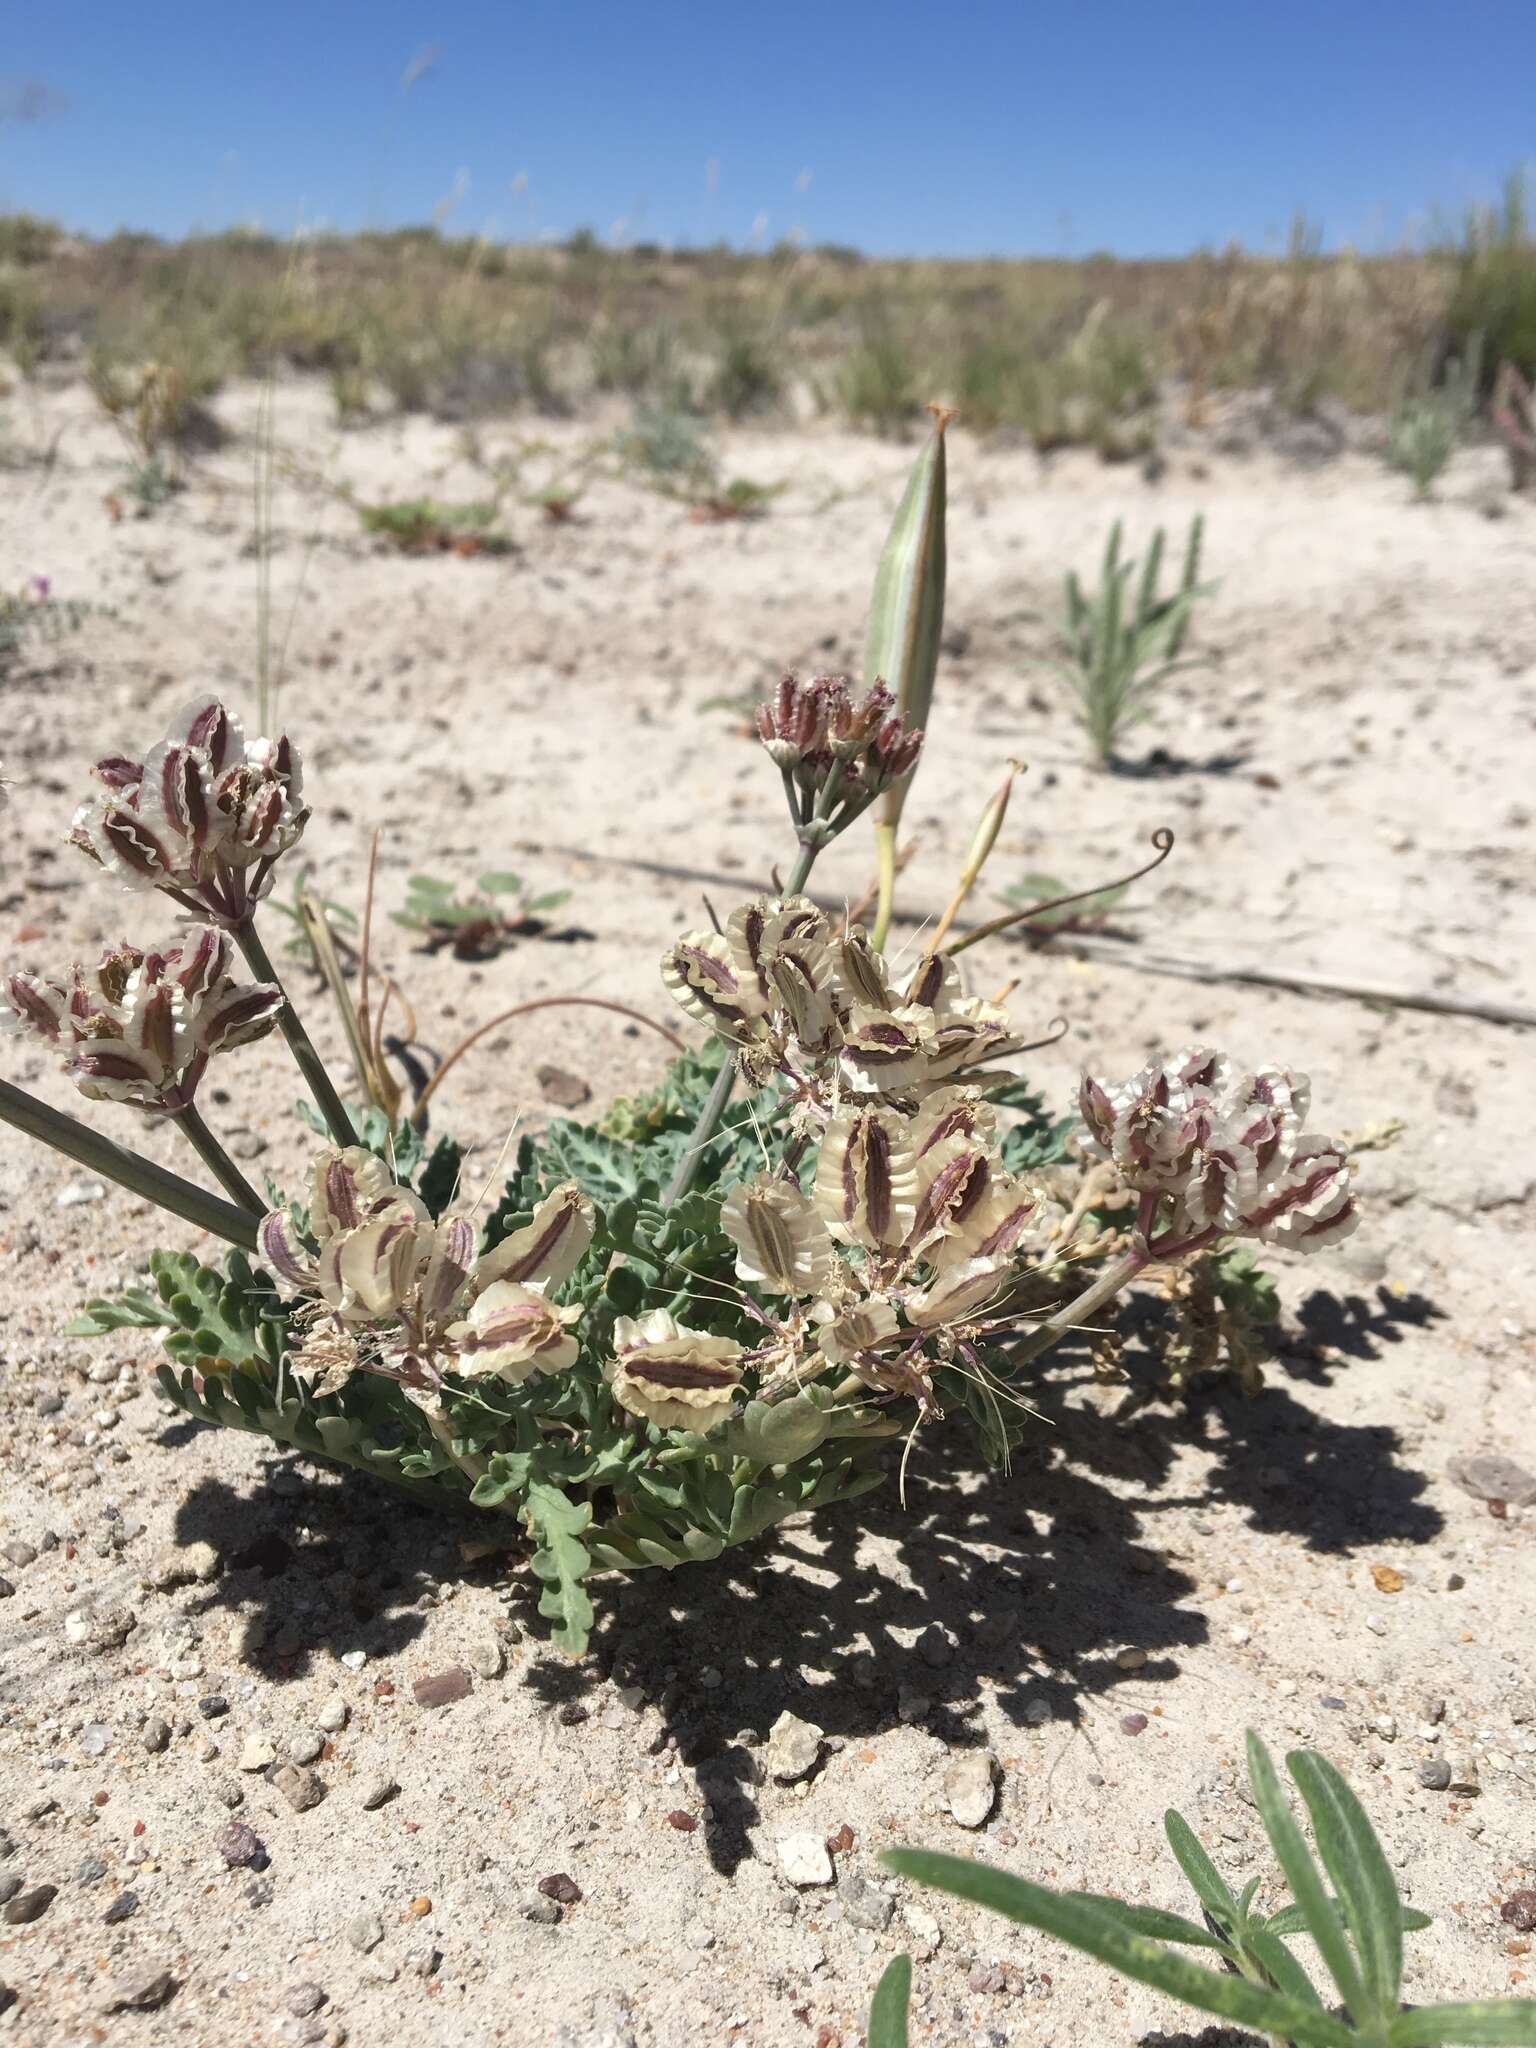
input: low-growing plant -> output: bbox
[873,1731,1536,2047]
[1,423,1364,1660]
[355,496,515,555]
[1049,514,1210,765]
[394,870,573,957]
[706,320,782,419]
[619,398,717,492]
[1386,335,1482,500]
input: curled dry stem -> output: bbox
[411,997,686,1127]
[940,827,1175,960]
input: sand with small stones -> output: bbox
[1,372,1534,2048]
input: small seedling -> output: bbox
[394,870,573,958]
[0,576,94,674]
[1002,868,1130,934]
[688,477,781,522]
[874,1731,1536,2048]
[1049,514,1209,766]
[356,497,515,555]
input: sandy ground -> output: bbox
[1,374,1534,2048]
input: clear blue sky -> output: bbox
[3,1,1532,258]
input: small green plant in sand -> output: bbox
[355,496,515,555]
[2,417,1363,1660]
[394,870,574,958]
[1049,513,1210,765]
[1386,336,1482,500]
[872,1730,1536,2047]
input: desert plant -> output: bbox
[839,328,921,435]
[0,431,1364,1663]
[875,1731,1536,2047]
[394,870,572,957]
[355,496,514,554]
[1050,514,1209,765]
[707,320,782,419]
[1446,172,1536,385]
[1386,335,1482,499]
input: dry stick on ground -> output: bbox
[519,840,1536,1029]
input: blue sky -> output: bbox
[3,1,1532,257]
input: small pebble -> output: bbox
[408,1895,432,1918]
[776,1833,834,1887]
[3,1885,57,1925]
[240,1736,277,1773]
[359,1774,398,1811]
[346,1912,385,1953]
[102,1968,176,2014]
[197,1695,229,1720]
[468,1638,504,1680]
[1418,1759,1453,1790]
[1114,1647,1147,1672]
[76,1857,108,1886]
[339,1650,367,1671]
[104,1889,140,1925]
[80,1723,113,1758]
[522,1895,562,1925]
[316,1694,349,1734]
[412,1666,471,1709]
[943,1750,999,1829]
[1120,1713,1148,1736]
[289,1730,325,1766]
[272,1764,325,1813]
[284,1982,328,2017]
[141,1717,172,1754]
[538,1873,581,1904]
[215,1821,268,1869]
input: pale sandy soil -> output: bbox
[0,374,1533,2048]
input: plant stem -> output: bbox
[870,820,899,951]
[172,1102,266,1218]
[234,917,356,1146]
[1007,1247,1149,1368]
[0,1077,259,1251]
[663,832,824,1208]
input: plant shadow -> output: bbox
[167,1292,1444,1876]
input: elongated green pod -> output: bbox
[867,403,952,947]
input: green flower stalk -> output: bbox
[866,403,951,949]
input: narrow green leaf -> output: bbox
[866,406,949,833]
[526,890,571,913]
[478,871,524,894]
[867,1954,911,2048]
[1267,1901,1431,1939]
[1246,1732,1372,2028]
[407,874,457,896]
[1236,1874,1264,1921]
[1163,1809,1238,1919]
[1244,1927,1325,2009]
[1063,1894,1227,1948]
[881,1850,1355,2048]
[1289,1746,1404,2017]
[1388,2001,1536,2046]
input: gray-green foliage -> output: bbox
[873,1731,1536,2047]
[69,1049,1070,1657]
[1386,334,1484,499]
[1050,514,1209,764]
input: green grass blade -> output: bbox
[1246,1731,1372,2027]
[1389,2001,1536,2045]
[1164,1808,1238,1919]
[1063,1894,1228,1948]
[1289,1747,1404,2017]
[882,1850,1355,2048]
[866,1954,911,2048]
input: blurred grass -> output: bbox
[1,203,1531,443]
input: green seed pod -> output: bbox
[866,403,952,947]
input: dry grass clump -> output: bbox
[7,196,1536,446]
